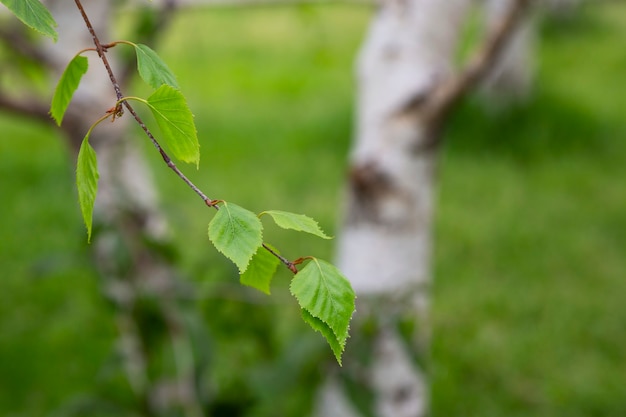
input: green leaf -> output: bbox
[301,309,345,365]
[261,210,331,239]
[208,202,263,274]
[146,85,199,166]
[0,0,58,41]
[76,135,99,243]
[50,55,89,126]
[240,244,280,294]
[134,43,179,89]
[290,259,355,358]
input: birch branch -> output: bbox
[411,0,533,136]
[0,93,52,124]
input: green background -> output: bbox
[0,2,624,416]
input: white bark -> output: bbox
[341,0,469,294]
[317,1,470,416]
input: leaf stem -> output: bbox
[74,0,123,101]
[119,96,148,106]
[86,111,117,137]
[263,243,298,274]
[125,97,215,205]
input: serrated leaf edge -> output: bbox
[0,0,58,41]
[260,210,332,239]
[146,85,200,167]
[301,308,346,365]
[133,43,179,89]
[239,244,280,295]
[290,258,354,344]
[50,54,89,126]
[76,133,99,243]
[208,202,263,274]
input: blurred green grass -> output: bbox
[434,3,626,416]
[0,2,625,416]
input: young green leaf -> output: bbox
[0,0,58,41]
[240,245,280,294]
[146,85,199,166]
[290,259,355,354]
[260,210,331,239]
[134,43,179,89]
[76,135,99,243]
[301,309,346,365]
[50,55,89,126]
[208,202,263,274]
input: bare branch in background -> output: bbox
[0,93,52,124]
[0,24,55,68]
[400,0,533,141]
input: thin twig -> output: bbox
[73,0,298,273]
[74,0,123,101]
[263,243,298,273]
[74,0,213,206]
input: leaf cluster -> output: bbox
[210,204,355,363]
[2,0,355,363]
[51,42,196,240]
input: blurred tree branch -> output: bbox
[0,1,207,415]
[427,0,532,118]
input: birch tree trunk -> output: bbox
[315,2,470,416]
[315,0,532,416]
